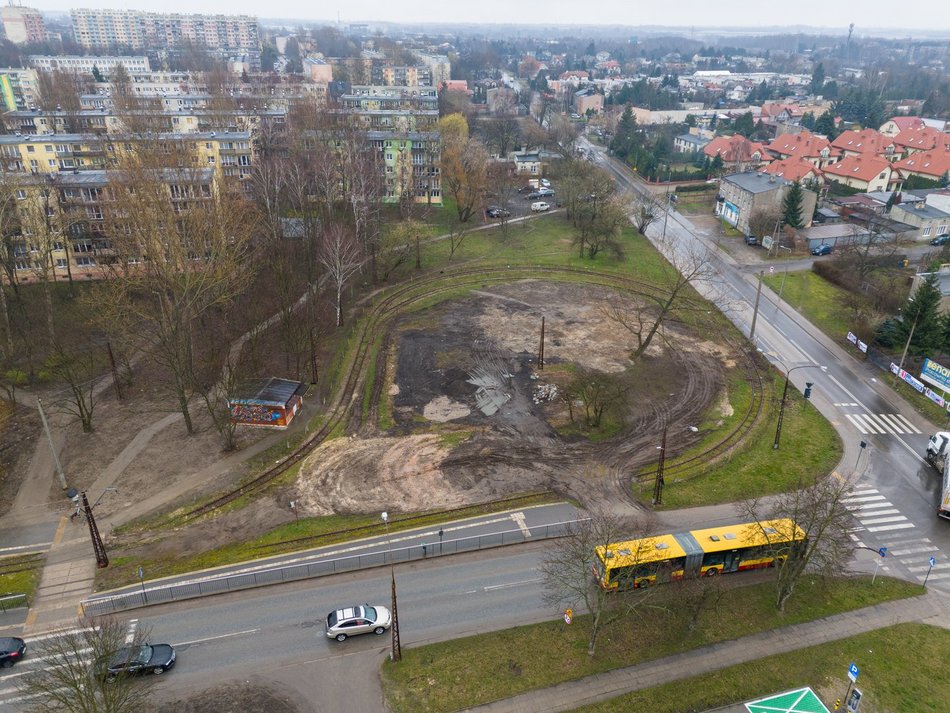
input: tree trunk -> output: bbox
[176,384,194,435]
[336,284,343,327]
[0,283,12,358]
[43,280,56,347]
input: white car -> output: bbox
[325,604,392,642]
[531,201,550,212]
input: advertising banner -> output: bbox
[921,358,950,393]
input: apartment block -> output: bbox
[28,55,151,74]
[1,4,46,44]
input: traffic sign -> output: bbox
[848,662,859,683]
[878,547,887,557]
[930,556,937,567]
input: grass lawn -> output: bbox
[647,371,842,508]
[381,576,920,713]
[94,493,559,591]
[572,623,949,712]
[0,553,43,605]
[763,270,856,341]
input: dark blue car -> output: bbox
[811,244,832,256]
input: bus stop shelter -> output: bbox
[745,687,830,713]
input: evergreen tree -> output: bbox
[91,64,104,83]
[609,106,641,161]
[732,111,755,138]
[895,273,943,357]
[709,154,724,177]
[781,181,805,229]
[814,109,837,138]
[800,111,816,130]
[809,62,826,94]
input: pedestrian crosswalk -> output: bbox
[844,487,950,585]
[842,412,921,436]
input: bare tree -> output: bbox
[539,509,658,657]
[318,224,364,327]
[737,473,856,611]
[559,367,631,429]
[630,193,661,235]
[377,219,416,280]
[91,147,256,435]
[44,343,102,433]
[17,618,154,713]
[573,196,627,260]
[486,162,520,237]
[747,209,781,244]
[603,234,714,359]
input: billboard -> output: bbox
[921,358,950,393]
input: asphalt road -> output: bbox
[580,136,950,591]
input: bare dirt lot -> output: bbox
[295,280,733,517]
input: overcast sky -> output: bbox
[38,0,950,34]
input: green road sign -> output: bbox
[745,687,831,713]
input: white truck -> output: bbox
[925,432,950,520]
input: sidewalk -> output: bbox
[460,590,950,713]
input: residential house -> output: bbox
[822,155,894,192]
[513,152,542,175]
[830,129,898,161]
[892,149,950,186]
[674,133,711,154]
[703,135,769,173]
[765,130,839,169]
[879,116,926,137]
[760,157,823,184]
[573,88,603,115]
[889,199,950,241]
[892,126,950,157]
[715,171,817,236]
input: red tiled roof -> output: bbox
[830,129,895,157]
[893,127,950,152]
[760,158,822,182]
[892,149,950,179]
[766,130,835,159]
[886,116,925,131]
[823,155,892,183]
[703,134,768,163]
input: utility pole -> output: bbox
[749,270,764,342]
[36,398,67,490]
[896,310,920,377]
[537,316,545,370]
[81,492,109,568]
[652,424,667,506]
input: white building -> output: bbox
[28,55,151,75]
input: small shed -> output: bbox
[228,378,304,428]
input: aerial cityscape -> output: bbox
[0,2,948,712]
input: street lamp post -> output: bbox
[381,511,401,662]
[774,364,825,449]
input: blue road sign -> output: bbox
[930,556,937,568]
[878,547,887,557]
[848,662,859,683]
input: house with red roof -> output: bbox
[879,116,925,137]
[830,129,898,161]
[892,149,950,185]
[703,134,769,172]
[760,158,823,184]
[892,127,950,157]
[766,130,839,169]
[822,155,894,192]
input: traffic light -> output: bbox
[804,382,813,399]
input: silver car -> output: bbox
[325,604,392,642]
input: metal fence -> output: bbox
[81,518,589,616]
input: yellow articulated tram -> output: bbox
[593,519,806,590]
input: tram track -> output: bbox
[178,264,765,523]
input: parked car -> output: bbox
[103,643,176,680]
[527,189,555,200]
[0,637,26,668]
[744,235,759,246]
[811,244,832,256]
[539,178,551,188]
[325,604,392,642]
[930,234,950,246]
[486,205,510,219]
[531,201,551,212]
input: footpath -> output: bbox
[459,589,950,713]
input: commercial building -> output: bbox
[28,55,151,74]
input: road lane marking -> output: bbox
[125,619,138,644]
[861,516,909,525]
[510,512,531,537]
[0,542,52,554]
[877,414,905,433]
[865,522,915,532]
[894,413,922,433]
[483,577,542,592]
[845,414,869,434]
[175,628,261,647]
